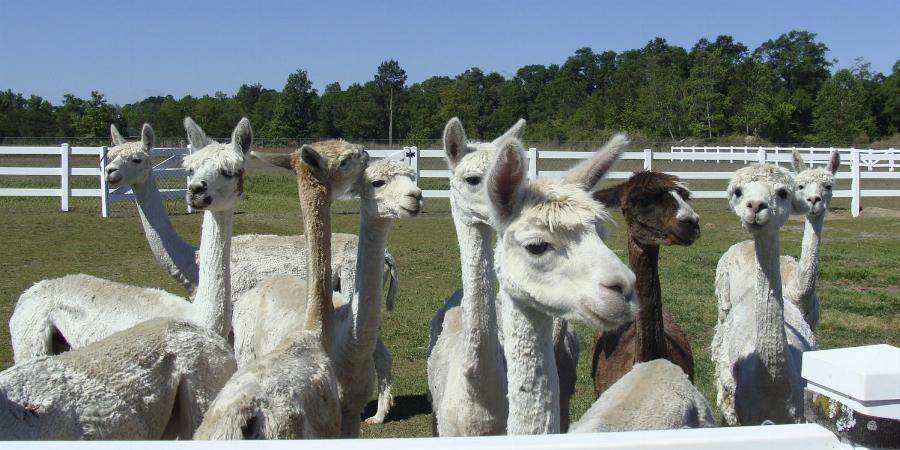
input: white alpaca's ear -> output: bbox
[251,151,293,170]
[492,118,526,145]
[140,123,155,151]
[443,117,470,169]
[184,117,213,150]
[110,124,126,146]
[791,149,808,173]
[486,138,527,224]
[563,133,629,191]
[299,144,326,174]
[827,150,841,175]
[231,117,253,155]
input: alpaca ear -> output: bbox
[486,138,527,224]
[298,144,326,174]
[110,124,126,146]
[231,117,253,155]
[251,151,293,171]
[140,123,155,151]
[184,117,213,150]
[592,184,623,209]
[827,150,841,175]
[492,118,526,145]
[791,149,808,173]
[563,133,629,191]
[443,117,470,169]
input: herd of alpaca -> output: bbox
[0,113,840,439]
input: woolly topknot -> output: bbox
[521,180,610,233]
[727,163,794,195]
[367,158,415,181]
[795,167,835,185]
[182,142,245,173]
[107,141,149,160]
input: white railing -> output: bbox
[0,145,191,217]
[380,146,900,218]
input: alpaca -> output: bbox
[714,150,839,332]
[590,171,700,396]
[712,163,816,426]
[231,157,422,435]
[9,117,252,359]
[195,141,366,439]
[0,318,236,440]
[484,132,637,434]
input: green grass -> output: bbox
[0,173,898,438]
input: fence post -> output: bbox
[757,147,766,165]
[99,146,109,218]
[60,143,71,211]
[186,144,193,214]
[890,148,895,172]
[528,147,538,179]
[410,146,419,186]
[851,149,861,217]
[643,148,652,171]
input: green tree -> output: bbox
[731,61,794,138]
[811,66,877,144]
[75,91,122,142]
[374,60,407,144]
[264,69,318,141]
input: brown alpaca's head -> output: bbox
[254,140,368,200]
[593,171,700,246]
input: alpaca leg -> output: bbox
[365,336,395,424]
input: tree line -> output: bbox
[2,31,899,147]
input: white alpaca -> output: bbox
[712,163,816,426]
[715,150,840,332]
[231,157,422,435]
[483,133,637,434]
[9,117,252,359]
[0,318,236,439]
[195,141,366,439]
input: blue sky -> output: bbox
[1,0,898,105]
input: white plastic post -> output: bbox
[60,143,71,211]
[186,144,193,214]
[528,147,538,179]
[410,146,419,187]
[851,149,861,217]
[889,148,895,172]
[757,147,766,164]
[643,148,652,171]
[99,146,109,218]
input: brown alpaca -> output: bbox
[590,171,700,396]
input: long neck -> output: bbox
[300,181,334,352]
[752,230,788,380]
[503,296,559,435]
[787,214,823,306]
[132,172,200,294]
[191,209,233,338]
[346,212,391,360]
[628,235,666,362]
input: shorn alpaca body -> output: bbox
[9,118,253,360]
[196,141,365,439]
[485,133,637,435]
[231,157,422,435]
[590,172,700,396]
[713,163,816,426]
[0,318,236,439]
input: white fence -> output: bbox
[0,144,191,217]
[373,145,900,218]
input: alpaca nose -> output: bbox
[189,180,207,194]
[410,189,423,201]
[808,196,821,205]
[746,200,768,213]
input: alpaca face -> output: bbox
[792,150,840,217]
[182,117,253,212]
[358,159,423,219]
[105,124,154,187]
[727,164,797,235]
[295,141,368,201]
[488,135,637,332]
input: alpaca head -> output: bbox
[593,171,700,246]
[727,163,801,236]
[105,124,154,187]
[792,149,840,217]
[487,134,637,331]
[182,117,253,212]
[350,158,423,219]
[443,117,526,227]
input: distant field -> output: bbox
[0,171,898,438]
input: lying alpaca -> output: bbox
[0,318,235,440]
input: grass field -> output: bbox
[0,168,898,438]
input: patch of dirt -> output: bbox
[860,207,900,218]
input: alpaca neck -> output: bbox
[191,209,233,338]
[503,297,559,435]
[132,172,199,294]
[345,212,391,361]
[752,231,788,380]
[628,236,666,362]
[786,214,823,309]
[300,181,334,352]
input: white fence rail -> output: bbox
[0,145,191,217]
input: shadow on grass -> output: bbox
[361,394,432,423]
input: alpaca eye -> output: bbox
[131,158,143,164]
[525,242,551,255]
[798,185,805,190]
[465,176,481,186]
[372,180,386,188]
[825,185,832,190]
[777,188,788,199]
[733,188,743,198]
[340,158,350,168]
[221,170,235,178]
